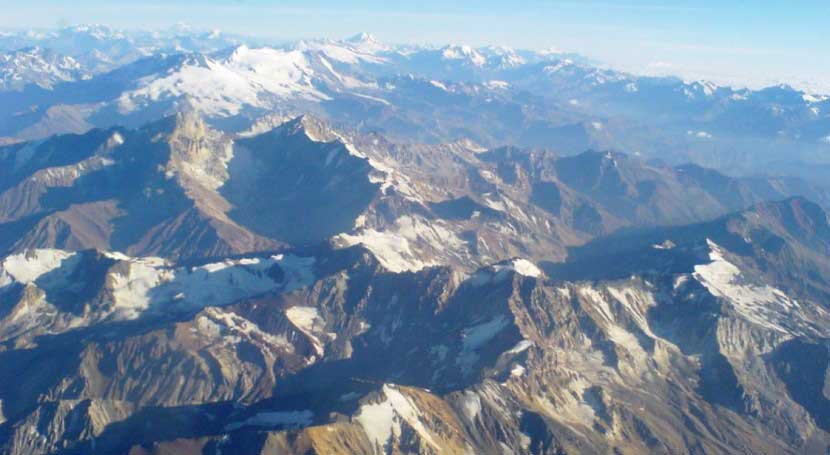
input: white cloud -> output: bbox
[687,130,713,139]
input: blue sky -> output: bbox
[2,0,829,91]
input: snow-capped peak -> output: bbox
[481,46,526,68]
[683,80,721,98]
[441,45,486,66]
[344,32,390,54]
[346,32,379,44]
[116,46,331,117]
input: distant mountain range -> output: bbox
[0,26,827,187]
[1,25,830,455]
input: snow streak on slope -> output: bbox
[285,306,328,356]
[693,240,805,335]
[457,315,509,375]
[355,385,438,453]
[334,215,465,273]
[0,249,316,331]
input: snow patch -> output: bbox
[0,249,76,284]
[199,307,293,350]
[652,240,676,250]
[2,249,317,329]
[457,315,510,374]
[470,259,543,286]
[334,216,464,273]
[510,259,542,278]
[460,391,482,419]
[441,45,486,66]
[429,80,448,91]
[510,364,526,377]
[285,306,326,355]
[355,385,438,453]
[694,240,803,334]
[484,80,509,90]
[462,316,508,351]
[506,339,533,355]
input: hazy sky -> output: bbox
[2,0,829,91]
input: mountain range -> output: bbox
[0,27,828,185]
[0,25,830,455]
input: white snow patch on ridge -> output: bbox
[467,259,543,287]
[334,215,464,273]
[0,248,317,327]
[441,45,486,66]
[460,390,482,419]
[355,385,438,453]
[285,306,327,355]
[457,315,511,374]
[484,80,509,90]
[506,339,533,355]
[693,240,802,334]
[198,307,294,351]
[462,315,509,351]
[429,80,448,91]
[0,249,76,284]
[510,259,542,278]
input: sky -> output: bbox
[1,0,828,91]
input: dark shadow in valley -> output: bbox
[222,127,379,245]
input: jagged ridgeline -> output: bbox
[0,111,829,454]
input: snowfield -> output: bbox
[0,248,317,333]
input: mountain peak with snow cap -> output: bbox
[441,44,486,66]
[346,32,379,44]
[343,32,389,53]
